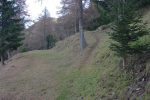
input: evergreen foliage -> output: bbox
[0,0,24,64]
[136,0,150,7]
[109,0,150,67]
[46,35,57,49]
[92,0,150,29]
[92,0,113,27]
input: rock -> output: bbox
[136,88,141,91]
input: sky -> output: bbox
[26,0,61,21]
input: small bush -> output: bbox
[46,35,57,49]
[19,47,28,53]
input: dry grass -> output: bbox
[0,6,149,100]
[0,29,103,99]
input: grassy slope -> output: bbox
[141,6,150,100]
[0,7,149,100]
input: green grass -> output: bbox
[20,6,150,100]
[56,35,133,100]
[0,6,150,100]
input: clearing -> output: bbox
[0,7,150,100]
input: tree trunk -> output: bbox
[75,3,78,33]
[7,50,11,59]
[43,8,48,49]
[123,56,127,69]
[78,0,86,53]
[1,55,5,65]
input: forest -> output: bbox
[0,0,150,99]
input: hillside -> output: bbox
[0,7,150,100]
[23,17,63,50]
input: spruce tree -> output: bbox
[109,0,150,68]
[0,0,24,65]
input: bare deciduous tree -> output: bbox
[78,0,87,52]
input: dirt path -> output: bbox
[79,32,100,68]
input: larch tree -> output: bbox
[78,0,87,52]
[41,7,51,49]
[59,0,79,34]
[59,0,99,33]
[59,0,87,52]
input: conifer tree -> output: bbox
[109,0,150,68]
[0,0,24,65]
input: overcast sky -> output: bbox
[26,0,61,20]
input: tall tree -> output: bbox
[109,0,150,68]
[78,0,86,52]
[0,0,25,65]
[40,7,51,49]
[59,0,99,33]
[59,0,79,34]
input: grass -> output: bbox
[56,7,150,100]
[0,27,133,100]
[0,6,149,100]
[56,34,133,100]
